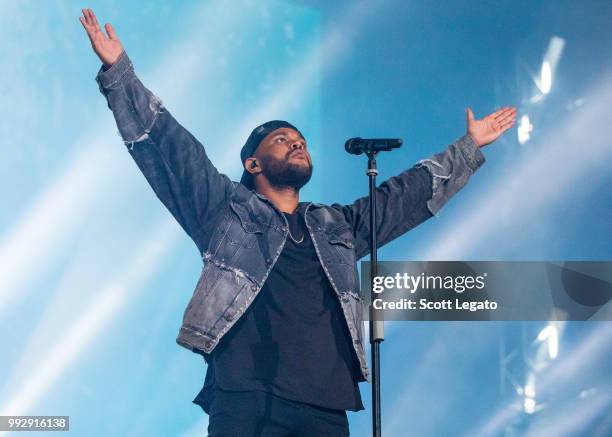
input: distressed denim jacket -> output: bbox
[96,51,485,383]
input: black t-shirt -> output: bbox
[193,203,365,413]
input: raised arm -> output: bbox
[334,106,516,260]
[80,9,234,254]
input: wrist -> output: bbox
[102,51,123,70]
[466,132,481,148]
[459,134,486,171]
[96,50,132,90]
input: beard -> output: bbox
[259,152,313,190]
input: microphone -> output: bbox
[344,137,403,155]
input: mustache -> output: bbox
[287,150,309,160]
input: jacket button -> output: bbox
[251,284,258,292]
[266,258,273,265]
[205,341,212,348]
[224,313,234,322]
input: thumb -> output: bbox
[466,107,475,122]
[105,23,118,40]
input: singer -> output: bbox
[80,8,515,436]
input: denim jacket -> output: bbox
[95,51,485,383]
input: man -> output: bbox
[80,8,516,436]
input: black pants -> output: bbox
[207,388,350,436]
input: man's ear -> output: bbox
[245,157,260,175]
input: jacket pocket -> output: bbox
[228,201,264,250]
[326,225,356,266]
[229,201,264,234]
[211,202,263,263]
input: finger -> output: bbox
[86,8,95,27]
[89,8,101,31]
[497,110,517,125]
[494,107,516,121]
[79,15,88,30]
[500,119,515,132]
[79,16,92,36]
[466,107,475,121]
[82,9,92,27]
[85,8,100,33]
[105,23,118,40]
[79,16,96,41]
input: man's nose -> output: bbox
[290,139,305,150]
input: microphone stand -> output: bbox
[367,150,384,437]
[346,137,400,436]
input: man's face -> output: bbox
[254,127,313,190]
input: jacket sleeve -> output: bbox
[333,134,485,260]
[95,51,235,253]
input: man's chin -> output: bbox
[283,169,312,190]
[289,156,309,165]
[262,157,313,189]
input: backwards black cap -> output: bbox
[239,120,304,190]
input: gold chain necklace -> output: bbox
[286,208,304,244]
[287,227,304,244]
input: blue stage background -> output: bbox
[1,1,610,435]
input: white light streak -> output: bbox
[518,114,534,144]
[535,36,565,97]
[0,141,114,314]
[0,283,125,415]
[524,373,536,399]
[538,324,559,359]
[0,218,180,415]
[540,61,552,95]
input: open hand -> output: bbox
[79,8,123,67]
[466,106,517,148]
